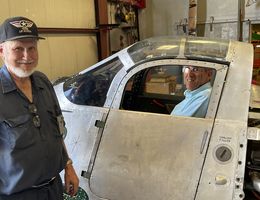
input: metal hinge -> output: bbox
[81,170,91,179]
[95,120,105,128]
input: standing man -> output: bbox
[171,66,213,118]
[0,16,79,200]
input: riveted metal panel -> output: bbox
[89,109,214,200]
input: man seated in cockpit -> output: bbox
[171,66,213,118]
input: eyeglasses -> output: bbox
[28,104,41,128]
[183,66,204,73]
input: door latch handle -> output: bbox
[200,130,209,154]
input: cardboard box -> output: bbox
[146,81,176,94]
[150,74,177,83]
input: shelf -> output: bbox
[98,23,120,30]
[95,24,137,30]
[107,0,140,7]
[252,40,260,43]
[120,25,137,29]
[107,0,140,55]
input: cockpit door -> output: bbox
[89,110,214,200]
[87,60,227,199]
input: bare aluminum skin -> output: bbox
[54,36,253,200]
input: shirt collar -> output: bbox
[184,82,211,97]
[0,65,17,93]
[0,65,44,94]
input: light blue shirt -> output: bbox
[171,82,212,118]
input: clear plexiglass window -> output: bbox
[63,57,123,107]
[120,65,216,115]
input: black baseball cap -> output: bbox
[0,16,45,43]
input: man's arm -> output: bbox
[62,140,79,196]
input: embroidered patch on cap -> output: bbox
[10,20,34,33]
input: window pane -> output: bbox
[63,57,123,107]
[144,66,184,96]
[184,37,229,62]
[121,65,216,117]
[127,36,181,63]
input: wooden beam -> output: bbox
[38,27,99,34]
[95,0,110,60]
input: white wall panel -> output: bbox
[138,3,154,40]
[152,0,188,36]
[139,0,189,38]
[245,1,260,20]
[0,0,95,28]
[200,0,239,23]
[139,0,260,40]
[38,35,97,81]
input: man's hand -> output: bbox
[64,163,79,197]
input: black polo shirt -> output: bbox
[0,65,68,195]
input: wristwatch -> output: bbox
[66,158,73,166]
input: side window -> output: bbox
[63,57,123,107]
[121,65,185,114]
[120,65,216,117]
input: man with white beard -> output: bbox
[171,66,213,118]
[0,16,79,200]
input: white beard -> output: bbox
[8,65,35,78]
